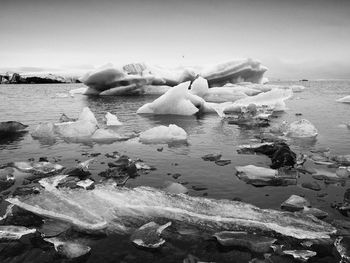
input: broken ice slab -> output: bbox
[6,184,336,239]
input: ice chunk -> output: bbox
[31,122,55,138]
[214,231,276,253]
[82,68,126,92]
[45,237,91,258]
[105,112,123,126]
[286,119,318,138]
[290,85,305,93]
[0,225,36,240]
[337,95,350,103]
[235,165,296,186]
[225,88,293,112]
[54,107,98,139]
[137,82,200,115]
[281,195,310,212]
[6,184,336,239]
[163,182,188,194]
[191,77,249,103]
[139,124,187,144]
[69,87,88,96]
[130,221,171,248]
[91,129,126,142]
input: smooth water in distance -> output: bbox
[0,80,350,262]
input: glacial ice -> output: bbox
[225,88,293,112]
[190,77,249,103]
[31,123,56,139]
[91,129,126,142]
[69,87,88,96]
[139,124,187,144]
[6,183,336,239]
[137,82,201,115]
[200,58,267,86]
[337,95,350,103]
[54,107,98,139]
[0,225,36,240]
[45,237,91,258]
[105,112,123,126]
[130,221,172,249]
[286,119,318,138]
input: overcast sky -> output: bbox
[0,0,349,79]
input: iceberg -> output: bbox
[82,67,153,95]
[6,183,336,239]
[200,59,267,86]
[137,82,201,115]
[190,77,249,103]
[139,124,187,144]
[0,121,28,136]
[0,225,36,240]
[105,112,123,126]
[54,107,98,139]
[45,237,91,258]
[91,129,127,142]
[337,95,350,104]
[31,122,55,139]
[146,64,197,86]
[286,119,318,138]
[224,88,293,113]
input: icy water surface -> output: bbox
[0,80,350,262]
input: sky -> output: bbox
[0,0,350,79]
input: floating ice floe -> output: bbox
[163,181,188,194]
[281,195,311,212]
[31,122,56,139]
[11,161,64,175]
[283,250,316,262]
[91,129,126,142]
[0,225,36,240]
[130,221,172,249]
[214,231,276,253]
[190,77,249,103]
[285,119,318,138]
[69,87,88,96]
[6,184,336,239]
[45,237,91,259]
[139,124,187,144]
[224,88,293,113]
[235,165,296,186]
[336,95,350,104]
[54,107,98,139]
[105,112,123,126]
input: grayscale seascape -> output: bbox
[1,0,350,262]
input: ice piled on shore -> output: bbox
[7,182,336,239]
[139,124,187,144]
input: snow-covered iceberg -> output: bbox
[7,183,335,239]
[139,124,187,144]
[105,112,123,126]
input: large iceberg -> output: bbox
[7,182,336,239]
[81,59,268,96]
[200,58,267,87]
